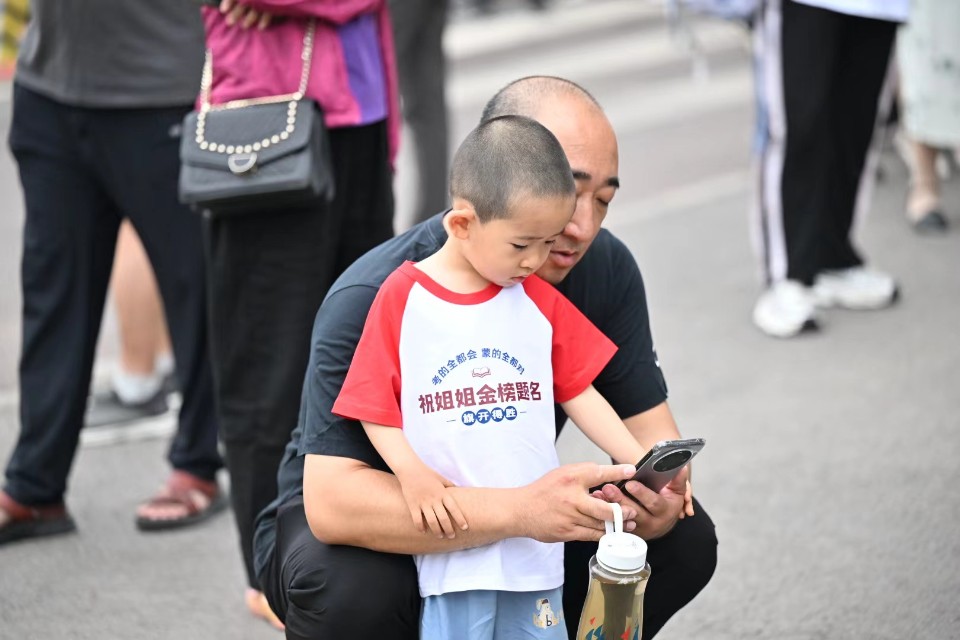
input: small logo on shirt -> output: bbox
[472,366,491,378]
[460,406,519,426]
[532,598,562,629]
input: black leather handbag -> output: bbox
[178,20,334,215]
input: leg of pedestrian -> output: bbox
[85,220,173,428]
[0,85,121,546]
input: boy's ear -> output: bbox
[445,198,477,239]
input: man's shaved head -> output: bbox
[450,115,574,222]
[480,76,602,123]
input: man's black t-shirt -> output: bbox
[252,213,668,578]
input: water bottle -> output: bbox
[575,503,651,640]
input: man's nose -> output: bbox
[565,199,594,241]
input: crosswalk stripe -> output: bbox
[602,67,752,134]
[609,169,749,229]
[445,0,665,61]
[448,19,750,111]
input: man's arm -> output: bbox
[303,454,640,554]
[624,400,681,449]
[567,233,688,539]
[592,401,689,540]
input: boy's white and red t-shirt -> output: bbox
[333,261,617,597]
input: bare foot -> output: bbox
[245,588,285,631]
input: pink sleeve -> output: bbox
[523,276,618,404]
[331,270,412,428]
[240,0,382,24]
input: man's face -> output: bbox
[532,97,620,285]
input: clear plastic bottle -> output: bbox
[575,503,651,640]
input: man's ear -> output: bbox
[445,198,477,240]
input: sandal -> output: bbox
[0,490,76,546]
[135,470,227,532]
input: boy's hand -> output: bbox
[398,468,468,539]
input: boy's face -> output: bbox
[463,193,576,289]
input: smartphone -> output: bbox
[618,437,705,495]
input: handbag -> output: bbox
[178,19,334,215]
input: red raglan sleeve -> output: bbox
[523,276,618,404]
[331,269,412,428]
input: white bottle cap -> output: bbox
[596,502,648,573]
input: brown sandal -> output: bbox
[135,470,227,532]
[0,490,76,546]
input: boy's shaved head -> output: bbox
[480,76,602,123]
[450,115,574,222]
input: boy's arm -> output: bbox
[562,384,646,465]
[362,421,467,538]
[362,421,431,483]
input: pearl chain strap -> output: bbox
[194,20,315,156]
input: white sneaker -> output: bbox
[812,266,899,310]
[752,280,820,338]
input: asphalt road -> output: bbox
[1,1,958,638]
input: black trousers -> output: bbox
[754,0,896,285]
[204,121,395,588]
[259,497,717,639]
[3,84,222,506]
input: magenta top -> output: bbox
[201,0,399,166]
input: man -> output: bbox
[253,76,718,640]
[0,0,223,544]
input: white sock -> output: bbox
[111,368,164,405]
[154,351,175,378]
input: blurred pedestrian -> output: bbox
[198,0,398,628]
[0,0,224,547]
[751,0,908,338]
[86,221,177,427]
[896,0,960,233]
[390,0,451,223]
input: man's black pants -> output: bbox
[259,496,717,639]
[3,84,222,505]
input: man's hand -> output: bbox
[219,0,272,29]
[514,463,638,543]
[397,468,468,540]
[591,465,690,540]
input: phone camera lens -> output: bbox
[652,449,692,472]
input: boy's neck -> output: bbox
[415,240,493,294]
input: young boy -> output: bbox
[333,115,648,638]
